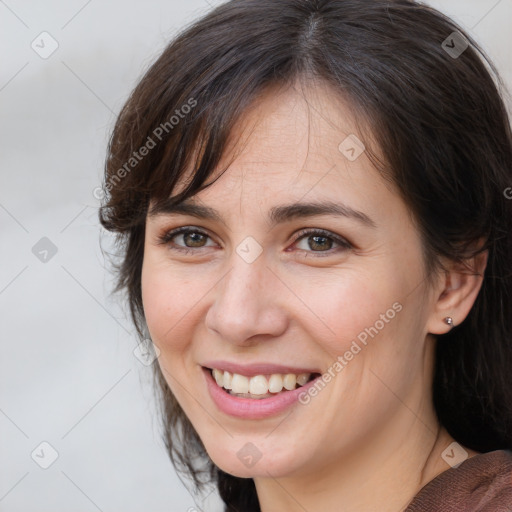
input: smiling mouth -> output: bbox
[206,367,320,399]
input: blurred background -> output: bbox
[0,1,510,510]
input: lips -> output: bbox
[201,362,322,419]
[201,360,321,377]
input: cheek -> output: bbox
[141,257,201,353]
[288,263,427,414]
[290,269,404,357]
[286,274,420,440]
[141,258,207,403]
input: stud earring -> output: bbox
[444,316,454,328]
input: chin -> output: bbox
[202,436,308,479]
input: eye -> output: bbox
[157,227,217,252]
[157,226,352,257]
[290,228,352,255]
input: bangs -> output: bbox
[100,2,309,231]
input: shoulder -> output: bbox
[405,449,512,511]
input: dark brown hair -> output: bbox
[99,1,512,510]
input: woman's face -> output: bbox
[141,83,441,479]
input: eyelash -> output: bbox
[156,226,352,256]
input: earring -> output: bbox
[444,316,454,328]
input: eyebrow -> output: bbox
[149,198,376,228]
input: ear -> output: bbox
[426,250,488,335]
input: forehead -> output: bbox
[173,81,390,204]
[147,82,421,267]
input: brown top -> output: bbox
[404,449,512,511]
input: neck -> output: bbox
[254,407,461,512]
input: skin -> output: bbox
[141,80,486,511]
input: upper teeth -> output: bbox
[212,369,311,395]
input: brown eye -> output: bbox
[292,229,352,255]
[157,227,216,252]
[181,231,208,247]
[307,235,333,251]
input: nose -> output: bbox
[205,253,288,346]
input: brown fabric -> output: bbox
[404,450,512,511]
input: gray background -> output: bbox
[1,1,510,511]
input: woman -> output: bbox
[99,0,512,510]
